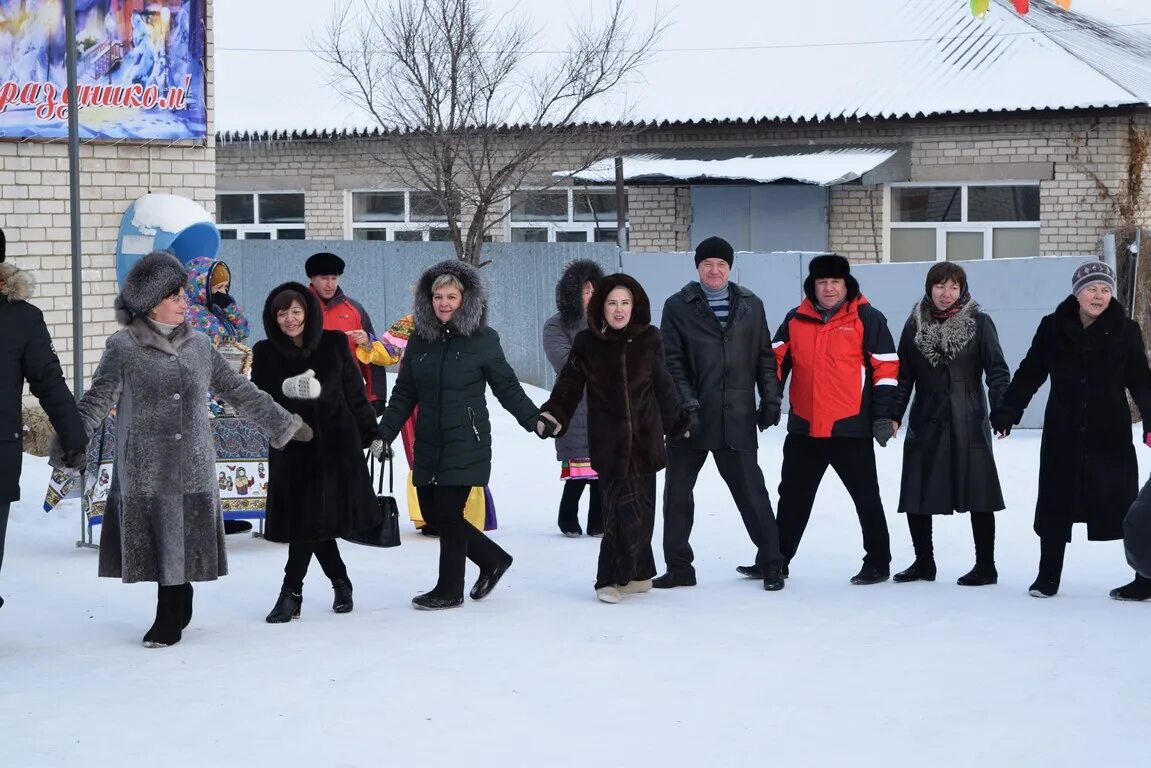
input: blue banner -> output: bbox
[0,0,207,139]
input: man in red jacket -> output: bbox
[773,254,898,585]
[305,252,389,414]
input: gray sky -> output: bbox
[214,0,1151,132]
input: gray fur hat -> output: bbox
[412,259,487,341]
[114,251,188,325]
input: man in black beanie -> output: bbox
[653,236,787,591]
[304,251,390,413]
[773,253,897,585]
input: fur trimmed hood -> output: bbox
[412,259,487,342]
[586,273,652,340]
[262,281,325,357]
[114,251,188,325]
[0,262,33,303]
[911,297,980,367]
[556,259,605,328]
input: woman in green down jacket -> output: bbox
[375,260,542,611]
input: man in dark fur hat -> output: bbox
[304,251,389,414]
[773,254,898,585]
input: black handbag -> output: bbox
[342,454,401,548]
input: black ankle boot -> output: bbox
[142,585,184,648]
[178,583,194,629]
[957,563,998,586]
[412,591,464,610]
[266,590,302,623]
[332,579,354,613]
[1109,574,1151,601]
[893,560,937,583]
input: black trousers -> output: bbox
[906,512,996,565]
[417,484,511,599]
[662,447,784,578]
[283,539,348,593]
[0,501,9,576]
[558,479,603,534]
[597,475,658,590]
[776,435,891,569]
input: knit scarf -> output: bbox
[913,296,979,367]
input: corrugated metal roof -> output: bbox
[594,0,1150,123]
[556,148,899,186]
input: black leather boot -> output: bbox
[332,579,354,613]
[1109,574,1151,601]
[142,585,184,648]
[411,591,463,610]
[957,563,998,586]
[470,557,512,601]
[893,560,937,583]
[266,590,302,623]
[179,583,194,629]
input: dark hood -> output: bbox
[413,259,487,341]
[263,281,324,356]
[556,259,606,328]
[587,273,652,340]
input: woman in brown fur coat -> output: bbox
[540,274,688,603]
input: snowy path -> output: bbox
[3,384,1150,767]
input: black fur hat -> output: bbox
[803,253,860,306]
[114,251,188,325]
[305,251,345,277]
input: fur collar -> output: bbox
[912,298,980,367]
[126,317,195,356]
[413,260,487,342]
[0,262,33,302]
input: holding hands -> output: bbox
[535,412,561,439]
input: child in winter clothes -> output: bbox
[540,273,689,603]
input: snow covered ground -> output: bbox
[3,382,1151,767]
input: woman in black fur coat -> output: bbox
[251,282,380,622]
[541,274,689,604]
[891,263,1010,587]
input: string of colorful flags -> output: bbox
[970,0,1072,18]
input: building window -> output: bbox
[216,192,306,240]
[887,183,1040,262]
[509,189,625,243]
[349,190,459,241]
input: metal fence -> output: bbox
[222,240,1094,428]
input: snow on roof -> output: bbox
[598,0,1150,124]
[214,0,1151,133]
[557,148,899,186]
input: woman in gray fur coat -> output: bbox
[890,262,1010,587]
[542,260,605,537]
[57,252,310,648]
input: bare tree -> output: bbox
[318,0,664,265]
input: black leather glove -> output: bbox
[872,419,894,448]
[535,412,561,439]
[989,410,1014,437]
[211,292,234,308]
[757,401,781,431]
[686,408,701,438]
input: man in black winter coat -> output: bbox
[0,233,87,609]
[653,237,787,592]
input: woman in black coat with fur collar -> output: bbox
[251,282,380,622]
[891,263,1009,588]
[541,274,689,604]
[991,261,1151,600]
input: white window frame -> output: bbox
[346,189,455,242]
[885,181,1040,263]
[508,188,626,243]
[217,192,306,240]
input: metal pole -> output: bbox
[64,0,85,397]
[614,156,627,269]
[1130,229,1142,319]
